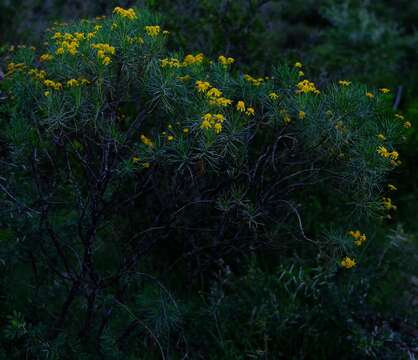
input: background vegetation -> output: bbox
[0,0,417,359]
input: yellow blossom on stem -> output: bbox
[338,80,351,86]
[40,54,53,62]
[145,25,161,37]
[236,101,246,112]
[140,134,154,148]
[298,111,306,120]
[269,92,279,100]
[245,107,255,116]
[206,87,222,98]
[379,88,390,94]
[388,184,397,191]
[341,257,356,269]
[113,6,137,20]
[348,230,367,247]
[383,197,397,211]
[218,55,235,66]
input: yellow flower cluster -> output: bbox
[243,74,264,86]
[194,80,232,108]
[53,32,85,56]
[140,134,154,148]
[145,25,161,37]
[91,43,115,65]
[200,113,225,134]
[28,68,47,81]
[348,230,367,247]
[338,80,351,86]
[65,78,90,87]
[218,55,234,66]
[235,100,255,116]
[296,80,320,94]
[160,53,204,68]
[377,146,399,160]
[6,62,26,74]
[44,79,63,91]
[341,256,356,269]
[40,54,54,62]
[113,6,137,20]
[183,53,204,66]
[382,197,397,211]
[394,113,412,128]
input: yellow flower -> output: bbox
[201,119,212,129]
[145,25,161,37]
[339,80,351,86]
[218,55,235,66]
[296,79,320,94]
[207,87,222,98]
[348,230,367,247]
[66,79,79,87]
[132,156,140,163]
[236,101,246,112]
[377,133,386,141]
[113,6,137,20]
[404,121,412,129]
[383,197,397,211]
[40,54,53,62]
[298,111,306,120]
[245,107,255,116]
[294,62,303,68]
[102,56,111,65]
[167,135,174,141]
[341,257,356,269]
[298,70,304,77]
[379,88,390,94]
[44,91,50,97]
[214,123,222,134]
[195,80,211,93]
[269,92,279,100]
[183,128,190,134]
[365,92,374,98]
[140,134,154,148]
[55,47,65,55]
[243,74,264,86]
[388,184,397,191]
[394,113,405,120]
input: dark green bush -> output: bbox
[0,4,416,359]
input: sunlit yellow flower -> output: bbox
[379,88,390,94]
[298,111,306,120]
[388,184,397,191]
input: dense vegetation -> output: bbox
[0,1,417,359]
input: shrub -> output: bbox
[0,5,413,358]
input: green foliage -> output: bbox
[0,3,416,359]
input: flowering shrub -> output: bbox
[0,5,415,358]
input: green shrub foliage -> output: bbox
[0,5,415,359]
